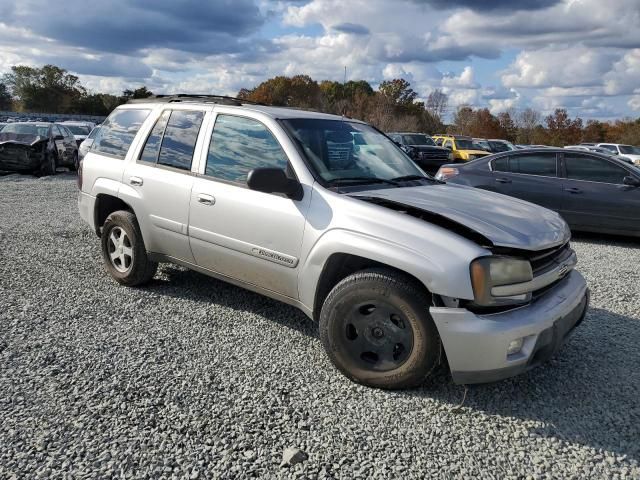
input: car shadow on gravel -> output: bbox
[146,265,319,338]
[572,231,640,248]
[143,268,639,461]
[405,307,640,462]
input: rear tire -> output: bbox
[101,210,158,286]
[71,152,79,172]
[319,268,441,389]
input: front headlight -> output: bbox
[470,256,533,306]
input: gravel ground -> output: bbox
[0,173,639,479]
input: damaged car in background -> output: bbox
[0,122,78,176]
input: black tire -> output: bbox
[101,210,158,286]
[71,152,79,172]
[39,152,56,176]
[319,268,441,389]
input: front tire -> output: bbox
[319,268,441,389]
[101,211,158,286]
[39,152,56,176]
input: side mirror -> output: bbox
[623,176,640,187]
[247,168,303,200]
[54,134,64,140]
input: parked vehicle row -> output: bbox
[388,132,452,174]
[436,149,640,237]
[78,96,588,389]
[0,122,79,175]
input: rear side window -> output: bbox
[93,109,150,159]
[139,111,171,163]
[157,110,204,171]
[492,157,509,172]
[205,115,288,184]
[565,155,628,184]
[511,153,557,176]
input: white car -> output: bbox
[597,143,640,165]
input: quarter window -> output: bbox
[565,155,628,184]
[511,153,557,176]
[93,109,151,159]
[139,111,171,164]
[206,115,289,184]
[157,110,204,171]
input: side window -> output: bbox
[511,153,557,176]
[93,109,151,159]
[599,144,617,154]
[157,110,204,171]
[61,126,73,138]
[492,157,509,172]
[206,115,289,184]
[443,140,452,149]
[139,110,171,164]
[565,155,628,184]
[52,125,63,138]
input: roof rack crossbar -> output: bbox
[127,94,264,106]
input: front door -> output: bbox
[561,152,640,233]
[188,113,310,299]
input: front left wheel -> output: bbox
[101,210,158,286]
[319,268,442,389]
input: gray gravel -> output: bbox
[1,173,639,479]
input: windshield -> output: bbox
[1,123,49,137]
[619,145,640,155]
[489,141,515,152]
[402,134,435,146]
[455,139,476,150]
[283,119,426,185]
[65,124,91,135]
[473,140,490,151]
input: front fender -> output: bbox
[297,228,475,311]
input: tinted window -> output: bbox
[402,134,435,146]
[511,153,557,176]
[455,139,475,149]
[489,141,510,152]
[206,115,289,183]
[139,110,170,164]
[157,110,204,171]
[493,157,509,172]
[565,155,628,184]
[93,109,150,158]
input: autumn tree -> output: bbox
[516,108,541,144]
[497,111,517,142]
[545,109,583,146]
[238,75,323,109]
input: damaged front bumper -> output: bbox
[430,270,589,384]
[0,141,47,172]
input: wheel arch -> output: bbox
[93,194,135,237]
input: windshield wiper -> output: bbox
[326,176,400,187]
[390,175,429,182]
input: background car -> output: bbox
[61,121,93,146]
[78,126,101,162]
[435,148,640,237]
[0,122,6,131]
[388,132,453,174]
[432,135,490,162]
[0,122,78,175]
[596,143,640,165]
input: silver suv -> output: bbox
[78,95,589,389]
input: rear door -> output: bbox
[560,152,640,232]
[52,125,70,163]
[188,112,310,299]
[493,151,563,211]
[122,106,208,262]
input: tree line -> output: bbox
[1,64,638,145]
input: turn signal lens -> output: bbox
[435,167,459,181]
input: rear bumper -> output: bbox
[430,270,589,384]
[78,191,96,231]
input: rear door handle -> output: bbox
[197,193,216,206]
[496,177,511,184]
[565,187,582,194]
[130,176,143,186]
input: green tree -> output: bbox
[238,75,322,109]
[378,78,418,107]
[3,64,86,113]
[122,86,153,100]
[0,82,12,110]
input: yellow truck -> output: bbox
[432,135,490,162]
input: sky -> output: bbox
[1,0,639,120]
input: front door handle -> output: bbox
[130,176,143,186]
[496,177,512,184]
[197,193,216,206]
[565,187,582,194]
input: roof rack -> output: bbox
[127,94,265,106]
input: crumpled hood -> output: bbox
[352,183,570,251]
[0,132,47,146]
